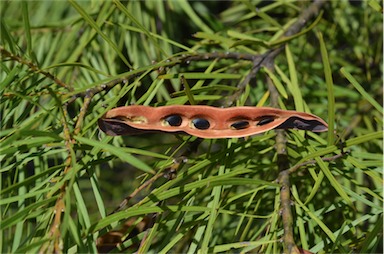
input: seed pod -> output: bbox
[98,105,328,138]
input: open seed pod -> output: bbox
[98,105,328,139]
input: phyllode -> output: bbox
[98,105,328,139]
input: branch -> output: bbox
[39,102,76,253]
[0,46,71,90]
[261,0,327,253]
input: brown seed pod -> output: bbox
[98,105,328,138]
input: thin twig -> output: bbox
[110,172,166,215]
[73,91,93,135]
[67,52,257,105]
[66,77,129,104]
[287,152,348,175]
[109,157,186,214]
[181,51,255,62]
[0,46,71,90]
[110,139,201,214]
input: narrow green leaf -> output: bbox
[193,32,235,49]
[227,30,269,47]
[340,67,383,113]
[0,189,50,205]
[292,190,337,243]
[292,186,309,250]
[90,173,106,218]
[0,18,17,52]
[201,166,224,253]
[117,23,193,52]
[0,66,20,91]
[180,75,196,105]
[136,79,164,105]
[269,11,323,46]
[263,67,288,98]
[310,211,382,252]
[74,136,155,174]
[241,0,282,29]
[0,136,61,156]
[360,215,383,253]
[67,218,85,251]
[316,157,352,206]
[0,197,56,230]
[178,0,214,34]
[318,31,335,145]
[22,3,33,60]
[69,0,131,68]
[73,182,91,228]
[113,0,167,57]
[90,206,210,233]
[368,0,383,12]
[158,232,185,254]
[285,45,304,111]
[171,85,237,96]
[345,131,382,147]
[210,239,277,253]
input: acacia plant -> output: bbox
[1,1,382,253]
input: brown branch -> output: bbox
[276,148,347,251]
[66,77,129,104]
[267,63,299,253]
[39,103,75,253]
[181,51,255,62]
[275,150,348,254]
[278,170,300,254]
[0,46,71,90]
[73,91,93,135]
[259,1,328,253]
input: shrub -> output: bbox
[1,1,382,253]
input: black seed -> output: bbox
[257,117,275,126]
[192,118,210,130]
[164,115,182,126]
[231,121,250,130]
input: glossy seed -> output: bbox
[164,115,183,126]
[191,118,210,130]
[230,121,249,130]
[256,117,275,126]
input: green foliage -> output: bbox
[1,1,382,253]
